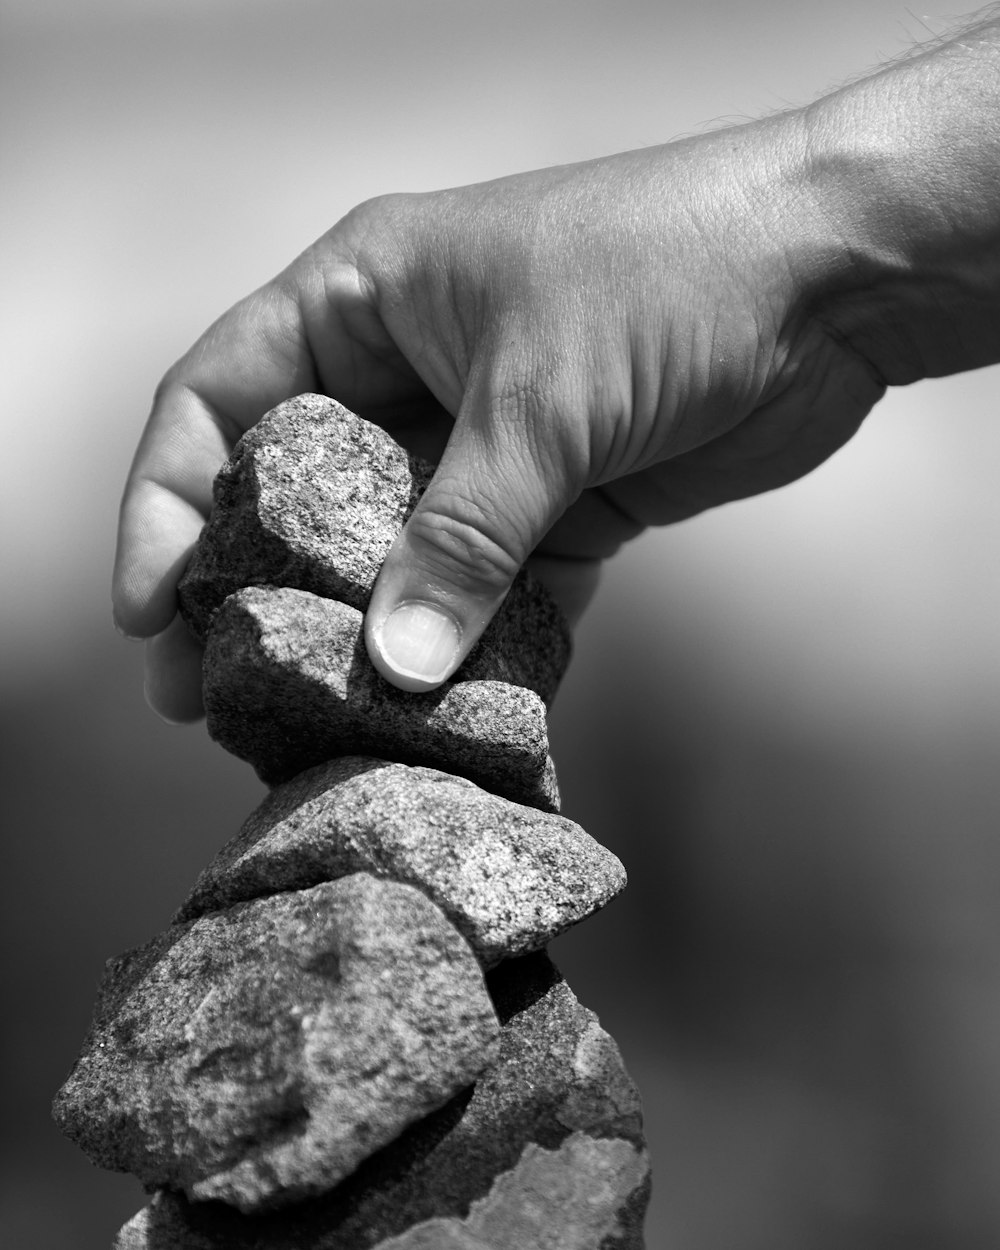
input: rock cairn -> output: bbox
[53,395,650,1248]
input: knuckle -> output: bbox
[490,371,549,424]
[152,365,184,411]
[405,495,523,596]
[489,371,592,495]
[343,192,420,263]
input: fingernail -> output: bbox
[373,601,461,687]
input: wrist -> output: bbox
[787,21,1000,384]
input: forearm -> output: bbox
[795,9,1000,383]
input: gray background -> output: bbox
[5,2,1000,1246]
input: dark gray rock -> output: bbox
[113,954,649,1249]
[53,876,500,1213]
[203,587,560,811]
[176,757,626,966]
[177,393,571,706]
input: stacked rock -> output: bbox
[53,395,650,1248]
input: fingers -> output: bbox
[113,381,237,639]
[112,237,432,656]
[365,370,586,691]
[112,279,325,724]
[113,273,328,641]
[143,615,206,723]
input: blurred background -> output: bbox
[4,1,1000,1246]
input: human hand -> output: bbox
[113,109,892,720]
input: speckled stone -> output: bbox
[53,876,500,1213]
[203,586,560,811]
[113,954,649,1249]
[177,393,571,706]
[373,1135,650,1249]
[176,757,626,967]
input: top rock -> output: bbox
[178,395,571,706]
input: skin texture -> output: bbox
[113,14,1000,721]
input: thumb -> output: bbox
[364,381,580,692]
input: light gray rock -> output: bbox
[177,393,571,706]
[53,875,500,1213]
[176,757,626,967]
[374,1135,650,1249]
[113,954,649,1249]
[203,587,560,811]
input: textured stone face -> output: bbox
[53,875,500,1213]
[374,1136,650,1249]
[176,757,626,967]
[59,392,646,1242]
[113,954,649,1249]
[203,586,560,811]
[177,393,571,706]
[178,393,430,636]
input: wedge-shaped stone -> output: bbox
[177,757,625,966]
[203,587,560,811]
[178,393,571,706]
[115,953,650,1249]
[373,1136,649,1249]
[53,875,500,1213]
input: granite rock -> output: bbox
[53,875,500,1213]
[177,393,571,706]
[372,1135,650,1249]
[176,757,626,966]
[203,586,559,811]
[113,954,649,1249]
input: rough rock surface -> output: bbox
[113,954,649,1249]
[203,586,560,811]
[176,757,626,967]
[372,1135,650,1249]
[177,393,571,706]
[53,876,500,1213]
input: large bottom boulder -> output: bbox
[115,954,650,1249]
[53,875,500,1212]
